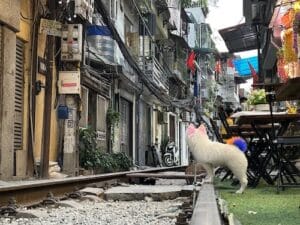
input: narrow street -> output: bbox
[0,0,299,224]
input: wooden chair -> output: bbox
[208,117,235,181]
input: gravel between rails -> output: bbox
[0,198,185,225]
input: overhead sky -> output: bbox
[206,0,255,92]
[206,0,257,58]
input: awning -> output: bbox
[233,56,258,76]
[219,23,258,53]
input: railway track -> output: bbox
[0,166,186,206]
[0,166,225,225]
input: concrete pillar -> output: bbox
[63,95,79,176]
[0,27,16,179]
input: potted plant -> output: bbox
[107,107,120,126]
[247,89,269,111]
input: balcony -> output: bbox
[172,60,187,84]
[138,57,169,93]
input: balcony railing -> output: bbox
[138,57,169,92]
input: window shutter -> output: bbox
[14,39,24,151]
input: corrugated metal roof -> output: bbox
[234,56,258,76]
[219,23,258,53]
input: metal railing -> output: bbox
[138,56,169,92]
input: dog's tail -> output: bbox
[226,137,247,152]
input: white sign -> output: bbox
[39,19,62,37]
[58,71,81,94]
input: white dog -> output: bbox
[186,123,248,193]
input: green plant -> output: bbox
[79,128,99,169]
[107,107,120,126]
[216,179,300,225]
[111,152,133,171]
[247,89,267,105]
[182,0,208,8]
[79,128,132,172]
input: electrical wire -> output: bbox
[94,0,172,105]
[131,0,175,78]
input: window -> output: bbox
[14,38,24,151]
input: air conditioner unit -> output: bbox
[181,111,190,122]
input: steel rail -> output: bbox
[190,184,222,225]
[0,166,186,206]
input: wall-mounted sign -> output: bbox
[58,71,81,94]
[39,18,62,37]
[38,57,47,75]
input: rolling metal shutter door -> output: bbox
[120,97,132,157]
[14,39,24,151]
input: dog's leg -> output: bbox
[202,163,214,183]
[236,176,248,194]
[230,165,248,194]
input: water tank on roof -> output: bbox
[87,25,115,63]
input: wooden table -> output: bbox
[232,111,300,125]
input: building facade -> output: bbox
[0,0,227,180]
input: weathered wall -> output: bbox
[34,33,59,164]
[14,0,33,178]
[0,27,17,179]
[0,0,20,32]
[0,0,20,180]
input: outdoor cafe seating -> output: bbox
[230,79,300,192]
[209,99,300,192]
[231,110,300,190]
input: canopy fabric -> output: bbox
[233,56,258,76]
[219,23,258,53]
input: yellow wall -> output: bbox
[35,32,59,163]
[49,60,58,162]
[15,0,32,177]
[16,1,59,176]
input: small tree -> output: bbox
[182,0,208,8]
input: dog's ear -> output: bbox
[187,123,196,137]
[198,124,207,136]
